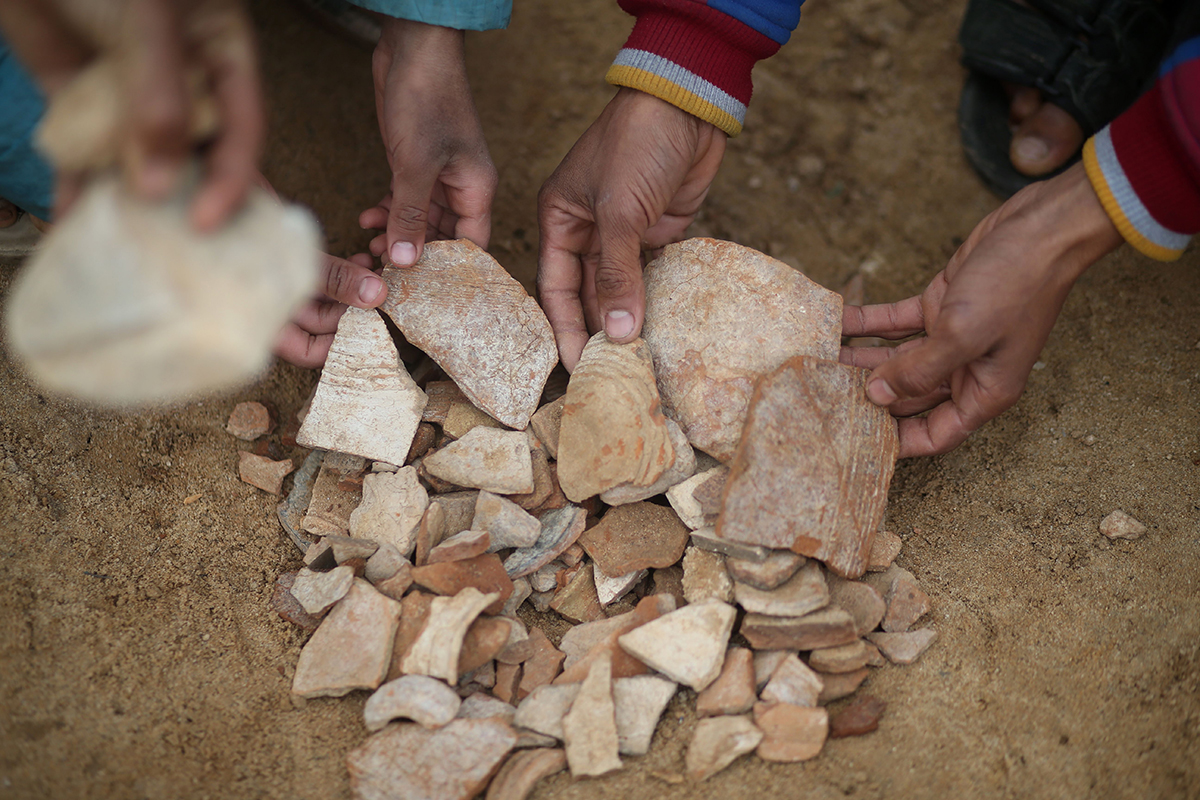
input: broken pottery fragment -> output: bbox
[882,567,932,633]
[641,238,843,461]
[443,402,506,440]
[349,467,428,557]
[867,529,903,571]
[226,401,272,440]
[474,491,541,551]
[346,718,517,800]
[402,588,500,683]
[271,572,322,630]
[459,691,518,723]
[595,568,646,608]
[301,457,365,537]
[422,380,468,425]
[6,171,321,407]
[504,448,554,511]
[238,452,294,495]
[690,468,728,519]
[549,563,603,625]
[515,683,580,740]
[494,662,522,704]
[601,418,697,506]
[292,579,402,698]
[753,651,790,692]
[365,543,409,585]
[485,748,567,800]
[817,667,869,704]
[364,674,461,731]
[556,594,677,684]
[809,640,871,674]
[562,653,623,777]
[613,675,677,756]
[1099,510,1147,540]
[682,547,734,604]
[374,562,414,601]
[459,616,514,675]
[754,703,828,762]
[649,566,684,607]
[685,715,763,783]
[617,600,736,691]
[324,534,380,563]
[867,628,938,664]
[695,647,756,717]
[666,467,727,530]
[528,396,565,460]
[423,428,534,495]
[733,560,829,617]
[517,628,566,699]
[829,694,887,738]
[690,527,769,562]
[726,550,805,591]
[387,591,435,681]
[740,607,859,651]
[428,529,492,564]
[411,554,514,615]
[296,307,427,465]
[289,566,354,615]
[406,422,437,464]
[762,654,824,707]
[381,240,557,428]
[557,333,675,502]
[718,356,899,578]
[826,575,887,636]
[502,577,532,617]
[277,449,322,552]
[579,501,689,578]
[503,505,587,579]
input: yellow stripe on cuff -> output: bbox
[1083,137,1184,262]
[606,64,743,137]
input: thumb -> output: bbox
[385,166,436,267]
[865,331,974,407]
[593,216,646,343]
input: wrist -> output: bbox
[377,18,464,60]
[1022,163,1124,287]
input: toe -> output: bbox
[1009,100,1084,176]
[0,198,17,229]
[1006,85,1043,124]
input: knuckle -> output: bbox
[593,265,637,299]
[393,204,427,230]
[323,260,354,301]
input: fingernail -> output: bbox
[390,241,417,267]
[867,378,897,406]
[358,275,385,305]
[605,310,636,340]
[1014,135,1050,164]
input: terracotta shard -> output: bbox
[364,674,461,731]
[296,307,427,465]
[829,694,887,738]
[616,600,736,691]
[226,401,272,440]
[579,501,690,578]
[685,715,763,783]
[718,356,899,578]
[817,667,869,704]
[732,560,829,617]
[485,748,567,800]
[556,333,675,502]
[410,553,514,616]
[600,418,697,506]
[348,466,428,557]
[561,652,623,777]
[555,594,677,684]
[739,606,859,651]
[238,452,294,495]
[695,647,756,717]
[867,628,938,664]
[528,396,565,459]
[517,627,566,699]
[292,579,402,698]
[641,238,843,461]
[401,587,500,683]
[423,428,534,495]
[503,505,587,579]
[387,590,435,681]
[753,703,828,762]
[380,239,557,429]
[612,675,677,756]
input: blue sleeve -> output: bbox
[706,0,803,46]
[0,37,55,221]
[346,0,512,31]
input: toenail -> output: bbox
[1014,136,1051,163]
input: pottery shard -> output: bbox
[443,402,506,440]
[423,380,469,425]
[685,715,763,783]
[349,467,428,557]
[402,587,500,683]
[613,675,677,756]
[595,568,646,608]
[867,628,937,664]
[867,529,903,571]
[882,567,931,632]
[297,307,427,466]
[733,560,829,617]
[682,547,734,605]
[388,591,435,681]
[459,691,519,723]
[290,566,355,615]
[562,652,623,777]
[226,401,272,440]
[753,651,790,691]
[346,718,517,800]
[827,575,887,636]
[302,458,365,537]
[690,527,769,563]
[696,647,756,717]
[556,333,675,502]
[817,667,869,704]
[366,543,409,585]
[292,579,402,698]
[762,654,824,707]
[666,467,726,530]
[428,529,492,564]
[474,491,541,551]
[718,356,899,578]
[726,550,806,591]
[423,428,534,495]
[829,694,887,738]
[364,674,462,731]
[485,748,567,800]
[238,452,294,495]
[641,238,843,462]
[272,572,322,630]
[1100,510,1147,540]
[515,683,580,740]
[555,594,677,684]
[504,448,555,512]
[459,616,514,676]
[617,600,736,691]
[754,703,828,762]
[809,640,871,673]
[601,418,697,506]
[740,606,859,651]
[549,563,603,625]
[411,553,514,616]
[518,628,566,699]
[528,396,565,460]
[503,505,587,579]
[579,501,690,578]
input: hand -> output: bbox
[537,88,727,370]
[840,163,1123,457]
[273,252,388,369]
[358,18,495,267]
[0,0,264,230]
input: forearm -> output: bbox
[343,0,510,31]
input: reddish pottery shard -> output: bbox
[578,501,690,578]
[829,694,887,738]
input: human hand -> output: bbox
[0,0,264,230]
[358,18,495,268]
[273,252,388,369]
[840,163,1123,457]
[537,88,727,370]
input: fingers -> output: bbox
[841,296,927,339]
[274,321,336,370]
[864,320,980,407]
[592,214,646,343]
[537,202,591,371]
[384,163,436,267]
[319,253,387,308]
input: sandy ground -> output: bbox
[2,0,1199,798]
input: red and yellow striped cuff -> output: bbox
[606,60,743,136]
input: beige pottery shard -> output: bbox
[641,238,843,461]
[556,333,675,503]
[5,171,320,407]
[718,356,899,578]
[296,307,428,466]
[380,240,557,429]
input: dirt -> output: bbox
[2,0,1199,798]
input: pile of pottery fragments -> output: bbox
[232,238,936,800]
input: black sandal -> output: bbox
[957,0,1176,197]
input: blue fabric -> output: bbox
[0,37,54,221]
[1158,36,1200,78]
[706,0,803,45]
[346,0,511,30]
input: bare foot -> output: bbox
[0,198,17,229]
[1005,86,1085,176]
